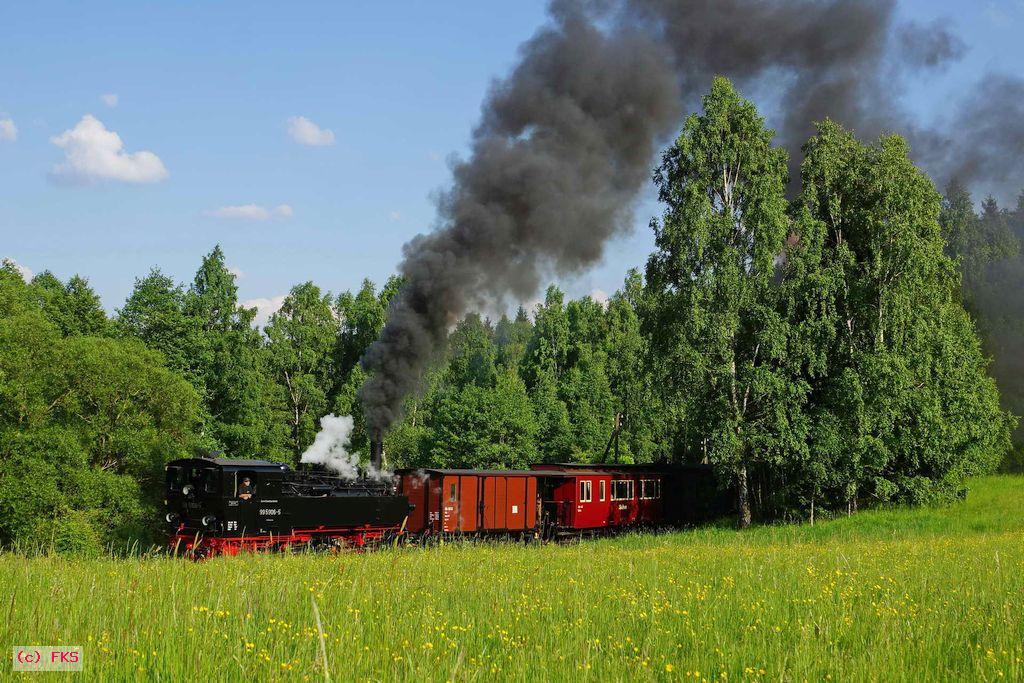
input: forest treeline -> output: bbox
[1,79,1020,551]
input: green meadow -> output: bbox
[4,476,1023,682]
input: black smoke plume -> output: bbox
[360,0,1024,436]
[359,2,680,435]
[917,73,1024,199]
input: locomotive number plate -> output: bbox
[259,508,282,516]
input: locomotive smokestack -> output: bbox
[370,434,384,473]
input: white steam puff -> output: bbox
[300,414,389,480]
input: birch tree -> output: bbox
[645,78,792,526]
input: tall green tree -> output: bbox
[265,282,338,461]
[645,78,793,526]
[420,315,537,469]
[790,121,1014,508]
[117,268,206,392]
[188,246,275,457]
[521,288,574,462]
[560,297,615,460]
[495,307,533,370]
[522,286,569,389]
[29,272,109,337]
[334,279,389,379]
[604,271,659,463]
[529,371,574,463]
[331,275,404,456]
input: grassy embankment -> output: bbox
[3,476,1023,681]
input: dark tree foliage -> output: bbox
[939,184,1024,469]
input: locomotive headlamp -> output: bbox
[165,512,179,524]
[201,515,216,528]
[182,484,195,497]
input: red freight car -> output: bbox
[398,469,563,536]
[534,464,665,531]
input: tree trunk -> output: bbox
[810,496,815,526]
[737,466,752,528]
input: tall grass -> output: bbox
[2,476,1022,681]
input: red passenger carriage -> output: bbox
[534,464,665,532]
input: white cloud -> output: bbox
[2,257,32,281]
[242,295,286,328]
[0,118,16,142]
[287,116,335,147]
[204,204,293,221]
[49,115,168,184]
[388,211,401,222]
[227,266,244,280]
[100,93,118,108]
[589,289,610,308]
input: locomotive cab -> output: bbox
[165,458,290,537]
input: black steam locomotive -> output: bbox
[165,457,411,556]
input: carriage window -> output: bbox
[599,480,606,501]
[640,479,659,499]
[579,480,592,502]
[611,480,634,500]
[449,483,457,502]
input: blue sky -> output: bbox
[2,1,1022,322]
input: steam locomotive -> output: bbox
[165,458,412,557]
[165,456,728,557]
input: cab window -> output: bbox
[236,471,257,497]
[166,466,185,492]
[189,467,220,495]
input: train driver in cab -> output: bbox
[238,476,255,500]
